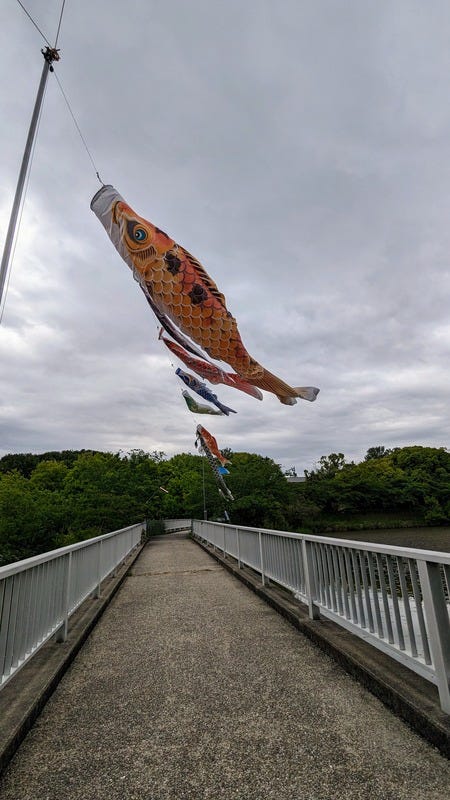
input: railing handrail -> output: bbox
[193,520,450,565]
[1,521,145,690]
[0,522,143,578]
[192,519,450,714]
[164,518,192,526]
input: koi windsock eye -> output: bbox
[126,219,148,243]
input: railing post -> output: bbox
[56,552,72,643]
[236,527,241,568]
[302,539,321,620]
[258,531,265,586]
[417,559,450,712]
[112,536,119,577]
[94,540,102,598]
[223,526,227,558]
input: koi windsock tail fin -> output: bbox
[292,386,320,402]
[250,369,320,405]
[216,401,237,416]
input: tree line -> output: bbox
[0,448,288,565]
[0,444,448,566]
[296,445,450,531]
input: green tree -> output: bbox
[364,446,392,461]
[226,453,290,528]
[30,460,68,491]
[300,445,450,527]
[0,471,67,565]
[63,452,142,537]
[305,453,347,479]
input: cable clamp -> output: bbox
[41,46,61,71]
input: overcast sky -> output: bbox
[0,1,449,475]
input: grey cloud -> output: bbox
[1,1,449,474]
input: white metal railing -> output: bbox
[164,519,192,532]
[0,522,145,690]
[192,520,450,713]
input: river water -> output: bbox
[316,526,450,552]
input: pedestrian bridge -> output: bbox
[1,521,450,798]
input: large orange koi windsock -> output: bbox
[91,185,320,405]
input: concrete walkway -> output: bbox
[1,536,450,800]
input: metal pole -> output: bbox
[202,457,207,520]
[0,48,59,309]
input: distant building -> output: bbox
[285,476,306,483]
